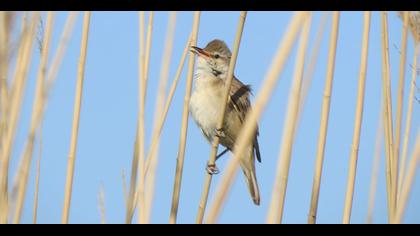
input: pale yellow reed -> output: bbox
[196,11,247,224]
[62,11,91,224]
[267,13,312,224]
[342,11,371,224]
[145,11,177,223]
[169,11,201,224]
[202,12,308,224]
[380,12,396,220]
[307,11,340,224]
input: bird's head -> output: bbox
[191,39,232,79]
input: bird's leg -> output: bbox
[206,148,229,175]
[206,129,228,175]
[215,148,229,161]
[207,148,230,175]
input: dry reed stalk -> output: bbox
[307,11,340,224]
[144,149,158,223]
[126,35,192,221]
[398,44,418,197]
[8,12,30,110]
[398,12,420,201]
[11,12,77,224]
[143,33,192,178]
[98,183,106,224]
[394,12,409,201]
[202,12,308,224]
[297,12,328,123]
[195,11,247,224]
[143,12,154,100]
[380,11,396,220]
[0,11,12,224]
[169,11,201,224]
[12,11,51,224]
[266,13,312,224]
[132,11,146,224]
[45,12,78,93]
[144,11,177,223]
[0,12,39,224]
[61,11,91,224]
[342,11,371,224]
[393,129,420,224]
[126,11,154,224]
[125,120,140,223]
[0,12,13,145]
[121,169,128,206]
[135,11,155,224]
[33,17,46,223]
[21,14,52,225]
[125,12,144,224]
[33,125,43,224]
[366,106,384,224]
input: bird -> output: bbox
[189,39,261,205]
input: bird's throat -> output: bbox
[211,68,222,77]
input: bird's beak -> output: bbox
[190,46,211,58]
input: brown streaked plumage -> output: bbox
[189,39,261,205]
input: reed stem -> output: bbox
[342,11,371,224]
[169,11,201,224]
[380,12,396,221]
[196,11,247,224]
[307,11,340,224]
[267,13,312,224]
[62,11,91,224]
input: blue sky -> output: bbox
[10,11,420,224]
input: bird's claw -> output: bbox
[215,127,226,138]
[206,162,220,175]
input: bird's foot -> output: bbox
[206,162,220,175]
[214,127,226,139]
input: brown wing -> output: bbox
[228,76,261,163]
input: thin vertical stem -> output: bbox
[307,11,340,224]
[121,169,128,206]
[126,34,192,220]
[61,11,91,224]
[98,183,106,224]
[1,12,38,224]
[135,11,147,225]
[366,106,383,224]
[393,130,420,223]
[12,11,52,224]
[33,126,43,224]
[0,12,12,148]
[298,12,328,123]
[10,11,77,224]
[45,12,78,93]
[266,13,312,224]
[143,33,192,178]
[381,11,396,221]
[398,44,419,200]
[144,11,177,223]
[127,11,154,224]
[196,11,247,224]
[342,11,371,224]
[169,11,201,224]
[394,11,409,208]
[204,12,308,224]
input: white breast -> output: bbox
[189,72,224,143]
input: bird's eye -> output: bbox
[214,54,220,59]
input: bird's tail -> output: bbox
[240,148,260,205]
